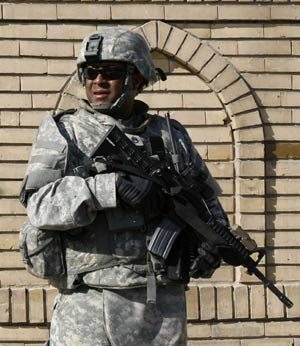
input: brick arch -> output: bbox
[134,20,265,227]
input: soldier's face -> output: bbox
[84,62,126,106]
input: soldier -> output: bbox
[19,28,230,346]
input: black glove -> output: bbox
[189,241,222,279]
[116,174,163,210]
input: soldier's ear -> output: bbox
[132,72,145,93]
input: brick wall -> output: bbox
[0,1,299,345]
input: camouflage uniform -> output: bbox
[19,28,228,346]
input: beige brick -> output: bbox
[244,73,292,89]
[28,288,44,323]
[20,111,46,127]
[266,179,300,194]
[3,3,56,20]
[216,286,233,319]
[0,112,20,126]
[212,321,264,338]
[200,54,229,83]
[187,44,215,73]
[207,144,233,160]
[179,23,211,39]
[47,24,96,40]
[199,286,216,320]
[268,248,300,265]
[210,65,240,93]
[186,286,199,320]
[0,164,27,179]
[0,252,23,268]
[226,95,258,116]
[0,23,46,38]
[32,93,59,109]
[265,57,300,72]
[0,233,19,250]
[281,91,300,107]
[0,147,31,162]
[0,216,26,232]
[285,285,300,318]
[236,143,264,159]
[229,57,265,72]
[266,321,300,336]
[163,27,187,57]
[232,111,262,130]
[189,341,240,346]
[266,283,285,318]
[236,161,265,177]
[271,5,300,19]
[236,178,265,196]
[112,4,164,20]
[209,40,238,56]
[266,160,300,177]
[234,285,249,318]
[183,92,223,109]
[0,199,25,215]
[21,76,67,92]
[267,196,300,212]
[206,162,234,178]
[267,213,300,230]
[57,4,110,19]
[0,288,9,323]
[0,270,47,286]
[219,5,271,20]
[292,41,300,55]
[205,265,234,282]
[139,21,157,50]
[165,4,217,20]
[205,110,227,125]
[172,110,206,125]
[194,144,208,159]
[217,179,234,195]
[250,285,266,319]
[157,21,171,51]
[186,127,231,143]
[0,129,35,144]
[20,41,74,58]
[242,339,293,346]
[265,24,300,38]
[267,231,300,247]
[212,23,263,38]
[159,75,208,92]
[0,93,31,109]
[0,40,19,56]
[0,326,48,342]
[11,288,26,323]
[48,59,76,75]
[137,92,182,109]
[270,266,300,282]
[236,214,265,231]
[219,78,250,105]
[238,197,265,213]
[292,75,300,89]
[187,323,212,338]
[261,108,292,124]
[176,34,201,65]
[238,40,291,55]
[0,58,47,74]
[235,126,264,143]
[45,287,58,322]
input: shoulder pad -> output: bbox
[53,108,78,122]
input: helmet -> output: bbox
[77,27,158,85]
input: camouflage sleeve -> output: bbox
[22,113,117,231]
[26,173,116,231]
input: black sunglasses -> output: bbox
[84,66,126,81]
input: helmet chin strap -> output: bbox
[91,64,136,118]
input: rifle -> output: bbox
[91,119,293,309]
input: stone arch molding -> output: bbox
[57,20,265,224]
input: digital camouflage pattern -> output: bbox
[49,285,187,346]
[77,28,158,85]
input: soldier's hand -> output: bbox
[116,174,163,210]
[189,241,222,279]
